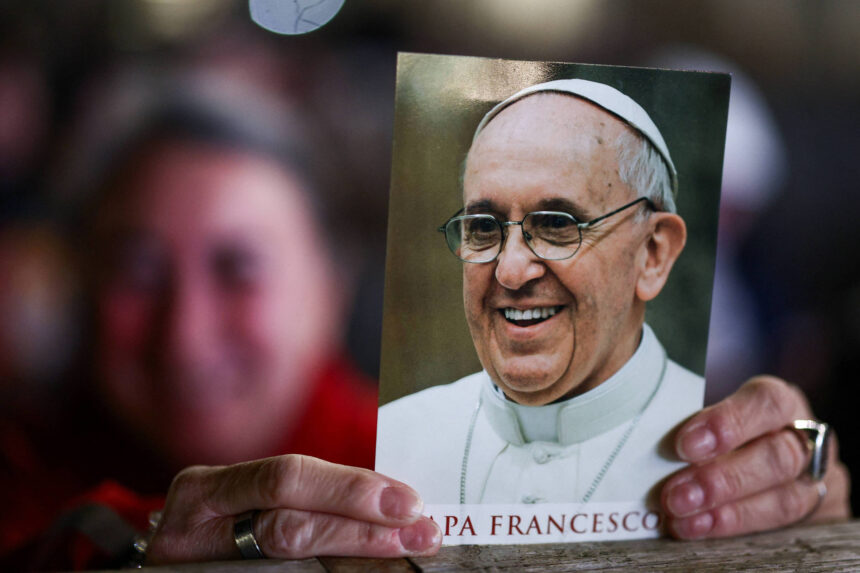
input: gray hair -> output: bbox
[616,127,676,214]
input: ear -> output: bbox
[635,212,687,302]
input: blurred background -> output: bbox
[0,0,858,505]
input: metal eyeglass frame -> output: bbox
[437,196,656,263]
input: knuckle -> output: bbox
[708,406,742,452]
[768,432,807,481]
[699,463,743,504]
[356,520,377,547]
[173,465,205,485]
[272,511,315,559]
[748,375,810,421]
[281,455,309,500]
[259,455,307,507]
[748,377,789,419]
[777,484,807,522]
[169,465,209,499]
[340,470,375,505]
[280,453,306,476]
[357,520,398,552]
[281,454,308,485]
[257,459,287,507]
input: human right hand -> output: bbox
[662,376,850,539]
[145,455,442,564]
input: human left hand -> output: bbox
[661,375,851,539]
[145,455,441,564]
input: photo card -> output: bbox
[376,52,730,545]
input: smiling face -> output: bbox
[93,140,340,467]
[463,94,655,406]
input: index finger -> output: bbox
[173,455,425,527]
[675,376,812,463]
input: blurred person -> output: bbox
[0,79,441,570]
[648,46,788,404]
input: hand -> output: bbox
[661,375,851,539]
[146,455,441,563]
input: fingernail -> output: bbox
[399,518,441,554]
[667,480,705,517]
[380,486,423,520]
[679,424,717,461]
[674,511,714,539]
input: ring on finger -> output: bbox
[234,510,266,559]
[791,420,831,482]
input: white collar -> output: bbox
[480,324,667,446]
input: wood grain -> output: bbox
[411,520,860,572]
[101,520,860,572]
[319,555,416,572]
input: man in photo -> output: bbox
[377,78,703,505]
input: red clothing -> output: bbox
[0,355,378,570]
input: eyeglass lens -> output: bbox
[444,212,581,263]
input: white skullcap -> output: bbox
[473,78,679,199]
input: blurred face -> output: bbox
[94,141,339,467]
[463,94,651,406]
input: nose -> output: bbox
[494,226,546,290]
[158,277,216,371]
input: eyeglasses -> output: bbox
[437,197,655,263]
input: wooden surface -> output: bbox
[120,520,860,572]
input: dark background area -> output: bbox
[0,0,858,511]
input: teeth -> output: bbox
[503,306,560,321]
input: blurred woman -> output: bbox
[0,80,378,570]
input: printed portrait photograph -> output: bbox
[376,52,730,528]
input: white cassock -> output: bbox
[376,324,704,505]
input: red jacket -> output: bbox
[0,355,378,570]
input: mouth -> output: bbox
[501,305,564,327]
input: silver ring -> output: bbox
[791,419,831,481]
[234,510,265,559]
